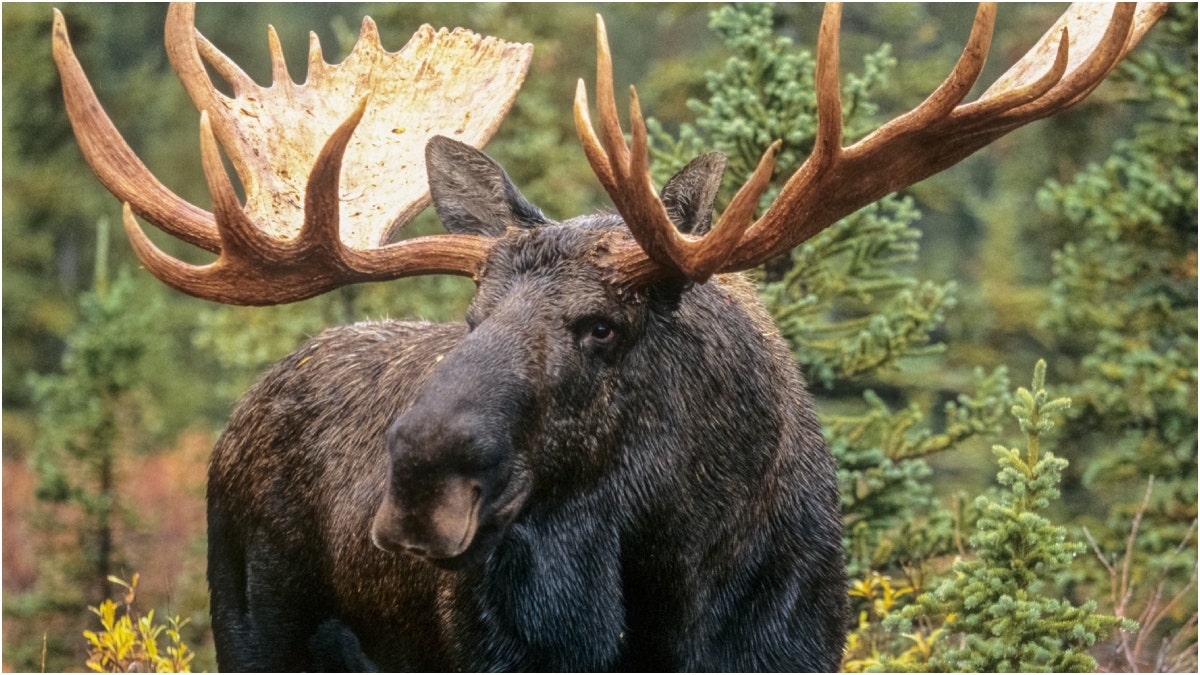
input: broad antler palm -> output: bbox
[53,3,532,304]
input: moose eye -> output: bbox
[590,323,615,343]
[574,317,620,355]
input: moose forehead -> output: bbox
[477,216,629,285]
[469,217,645,312]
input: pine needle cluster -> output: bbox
[887,362,1129,672]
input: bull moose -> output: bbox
[52,2,1164,671]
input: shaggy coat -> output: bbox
[206,137,848,671]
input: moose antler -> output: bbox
[53,3,532,305]
[576,2,1168,286]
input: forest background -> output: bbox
[2,2,1195,672]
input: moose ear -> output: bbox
[425,136,550,237]
[661,152,727,235]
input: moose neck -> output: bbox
[439,488,628,670]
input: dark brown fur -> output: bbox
[206,138,848,671]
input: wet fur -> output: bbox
[207,139,848,671]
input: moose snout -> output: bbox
[372,324,535,564]
[371,399,517,562]
[371,475,483,559]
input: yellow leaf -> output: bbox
[849,578,875,598]
[97,599,117,631]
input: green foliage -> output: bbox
[84,574,194,673]
[1037,3,1197,523]
[28,248,162,603]
[30,262,157,497]
[2,4,104,414]
[1031,6,1198,665]
[832,366,1011,579]
[648,3,821,191]
[762,196,955,388]
[888,362,1129,672]
[648,3,895,198]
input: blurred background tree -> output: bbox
[3,3,1194,671]
[1035,5,1198,667]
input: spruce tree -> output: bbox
[1037,2,1196,547]
[15,220,170,670]
[27,222,160,608]
[887,361,1128,672]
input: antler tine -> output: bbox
[297,95,368,255]
[166,3,254,103]
[574,78,614,192]
[812,3,847,169]
[724,2,1159,272]
[593,17,629,183]
[55,3,533,305]
[266,25,292,86]
[52,8,220,253]
[196,111,283,262]
[592,2,1167,287]
[164,4,231,145]
[905,4,997,124]
[575,14,772,284]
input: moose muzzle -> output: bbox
[371,474,483,559]
[371,322,534,567]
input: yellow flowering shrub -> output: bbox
[84,575,194,673]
